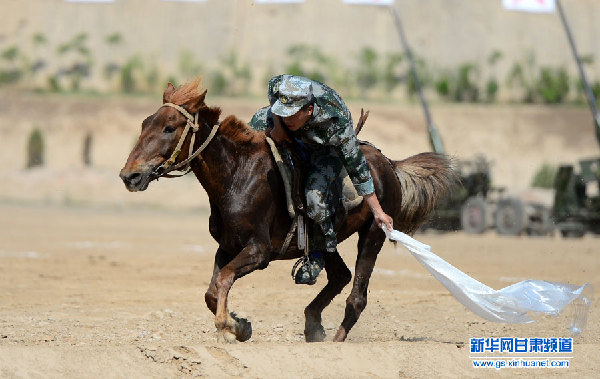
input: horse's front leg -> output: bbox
[211,242,269,343]
[205,247,230,314]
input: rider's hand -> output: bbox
[268,115,292,144]
[373,208,394,232]
[363,192,393,231]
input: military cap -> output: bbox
[271,76,314,117]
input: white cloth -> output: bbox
[383,227,592,334]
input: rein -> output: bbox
[152,102,220,179]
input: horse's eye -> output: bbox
[163,125,176,134]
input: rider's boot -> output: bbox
[293,251,325,285]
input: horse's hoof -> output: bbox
[234,316,252,342]
[217,330,238,344]
[304,325,326,342]
[332,327,347,342]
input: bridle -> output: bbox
[151,102,220,179]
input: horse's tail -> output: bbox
[391,152,457,235]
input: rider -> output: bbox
[249,74,393,284]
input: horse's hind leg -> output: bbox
[333,226,385,342]
[304,250,352,342]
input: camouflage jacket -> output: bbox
[249,75,375,196]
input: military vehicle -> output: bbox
[551,140,600,238]
[420,147,552,236]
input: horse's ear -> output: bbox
[163,82,176,104]
[187,89,207,113]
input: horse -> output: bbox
[120,78,456,343]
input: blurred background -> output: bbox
[3,0,600,98]
[1,0,599,235]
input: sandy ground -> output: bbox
[0,204,598,378]
[0,93,599,377]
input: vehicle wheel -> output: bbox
[526,206,553,236]
[495,197,526,236]
[461,197,487,234]
[560,229,585,238]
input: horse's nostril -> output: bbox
[120,171,142,185]
[128,173,142,184]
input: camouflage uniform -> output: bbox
[249,75,374,252]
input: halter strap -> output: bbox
[162,102,198,129]
[152,102,220,178]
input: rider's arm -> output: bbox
[330,114,374,196]
[329,115,393,230]
[248,106,272,131]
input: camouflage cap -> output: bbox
[271,76,313,117]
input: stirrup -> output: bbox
[291,252,324,285]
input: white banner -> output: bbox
[382,226,591,332]
[343,0,394,5]
[502,0,555,13]
[254,0,305,4]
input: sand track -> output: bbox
[0,204,597,378]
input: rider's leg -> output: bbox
[295,147,344,284]
[305,146,344,251]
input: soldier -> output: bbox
[249,75,393,284]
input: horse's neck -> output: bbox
[190,119,259,204]
[190,136,233,201]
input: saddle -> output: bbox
[265,136,363,254]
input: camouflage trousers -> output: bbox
[305,145,345,253]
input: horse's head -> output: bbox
[120,79,208,192]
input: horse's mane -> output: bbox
[219,115,263,145]
[167,77,262,145]
[165,77,204,106]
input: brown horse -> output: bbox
[120,78,456,343]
